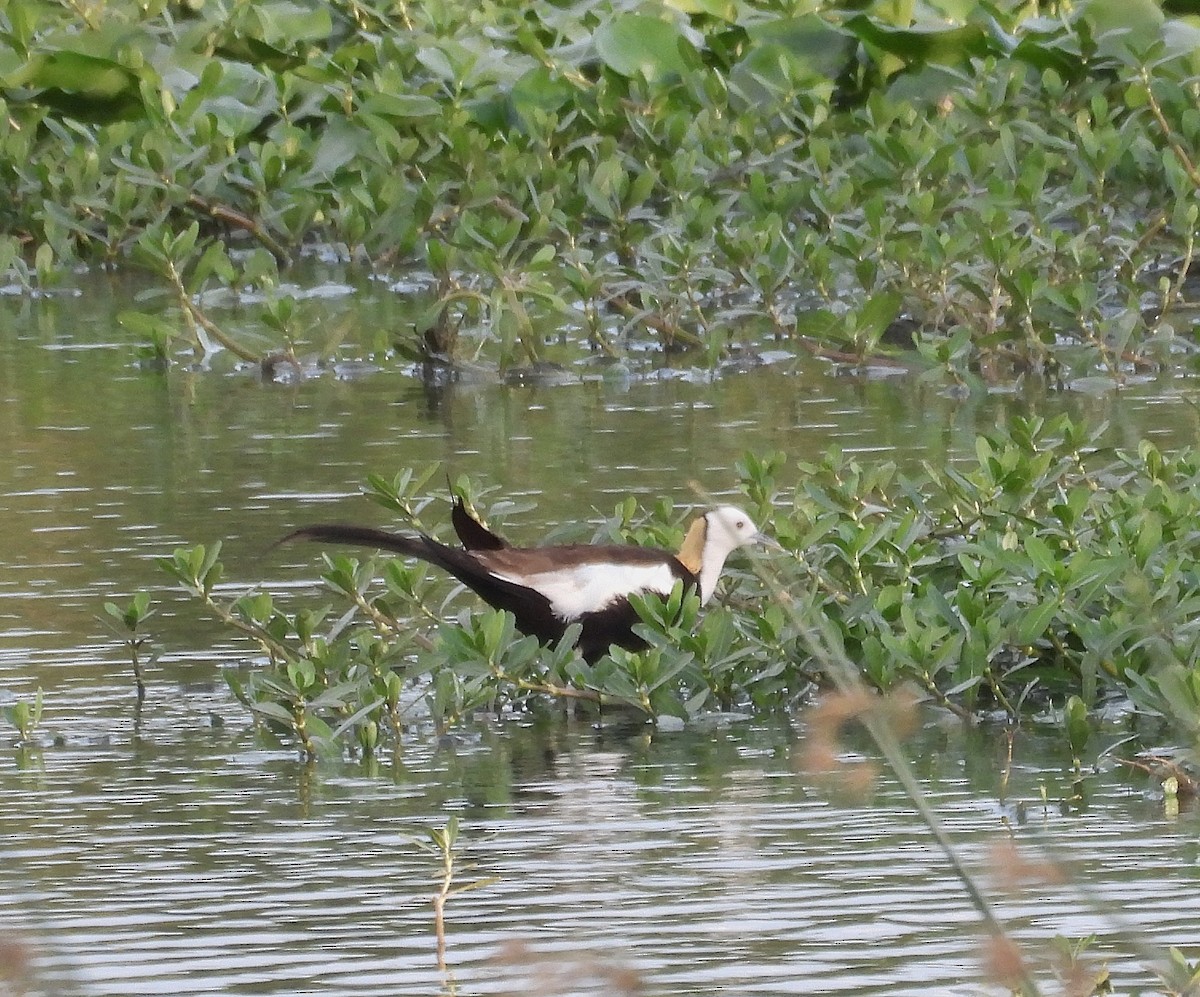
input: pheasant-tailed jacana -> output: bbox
[280,500,775,663]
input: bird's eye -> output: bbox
[736,520,745,529]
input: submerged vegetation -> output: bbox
[3,0,1200,380]
[144,417,1200,770]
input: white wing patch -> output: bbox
[495,562,678,621]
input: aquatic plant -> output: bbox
[98,592,156,703]
[788,416,1200,738]
[412,817,497,975]
[147,417,1200,776]
[1158,947,1200,995]
[0,688,42,745]
[2,1,1199,382]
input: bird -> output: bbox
[278,499,776,663]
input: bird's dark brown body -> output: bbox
[280,499,771,663]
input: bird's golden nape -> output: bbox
[278,499,774,663]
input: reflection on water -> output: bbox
[2,715,1198,997]
[2,273,1200,995]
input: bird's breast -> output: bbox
[492,561,680,621]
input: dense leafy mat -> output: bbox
[3,1,1200,378]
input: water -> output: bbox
[4,714,1197,996]
[2,271,1199,996]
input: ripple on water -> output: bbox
[4,300,1200,995]
[3,685,1199,997]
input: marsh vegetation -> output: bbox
[4,2,1200,991]
[4,0,1200,383]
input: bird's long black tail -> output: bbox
[277,524,434,559]
[277,520,557,632]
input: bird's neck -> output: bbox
[677,518,705,574]
[677,516,724,605]
[699,534,736,605]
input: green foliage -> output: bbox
[413,815,497,973]
[98,592,156,703]
[1064,695,1089,761]
[1049,935,1110,995]
[1,688,43,744]
[1158,946,1200,996]
[150,427,1200,761]
[788,417,1200,746]
[2,1,1200,378]
[1126,664,1200,753]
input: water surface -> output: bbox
[1,272,1198,995]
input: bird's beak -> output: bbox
[753,531,782,550]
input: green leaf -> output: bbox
[844,14,996,67]
[251,700,296,726]
[1135,514,1162,567]
[252,1,332,45]
[1124,81,1149,109]
[6,50,143,120]
[1015,599,1059,646]
[1023,535,1059,579]
[236,592,275,624]
[309,681,363,710]
[663,0,735,19]
[529,244,555,268]
[509,66,573,122]
[856,290,904,345]
[168,222,200,262]
[362,92,442,118]
[1078,0,1164,62]
[793,308,841,340]
[594,14,693,82]
[191,241,236,288]
[1064,695,1089,756]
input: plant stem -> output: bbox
[165,260,261,363]
[131,637,146,703]
[1140,70,1200,190]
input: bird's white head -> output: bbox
[696,505,777,603]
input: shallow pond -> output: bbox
[2,272,1199,995]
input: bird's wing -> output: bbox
[479,546,688,622]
